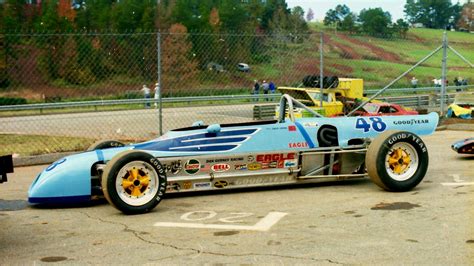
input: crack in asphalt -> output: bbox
[78,212,342,264]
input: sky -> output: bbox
[286,0,470,21]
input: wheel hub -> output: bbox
[388,148,411,175]
[121,167,150,197]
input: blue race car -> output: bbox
[29,95,439,214]
[451,138,474,154]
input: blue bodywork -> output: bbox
[29,112,439,204]
[451,137,474,154]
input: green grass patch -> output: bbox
[0,134,96,156]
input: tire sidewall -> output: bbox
[375,131,428,191]
[88,140,125,151]
[104,151,167,214]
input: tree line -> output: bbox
[0,0,311,92]
[324,0,465,37]
[0,0,308,34]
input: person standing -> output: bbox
[141,84,151,108]
[253,80,260,102]
[153,82,160,108]
[411,77,418,94]
[262,80,269,101]
[269,81,276,94]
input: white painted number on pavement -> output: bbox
[441,174,474,186]
[154,211,288,231]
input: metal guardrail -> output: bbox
[0,86,472,112]
[0,94,281,112]
[365,85,473,95]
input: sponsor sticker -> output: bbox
[214,180,229,188]
[193,182,211,190]
[235,164,247,170]
[303,122,319,127]
[167,182,181,192]
[248,162,262,171]
[288,125,297,132]
[289,142,308,148]
[234,176,294,186]
[284,159,297,168]
[184,159,200,175]
[163,160,182,174]
[256,153,295,163]
[183,181,192,190]
[212,163,230,172]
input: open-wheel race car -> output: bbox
[29,95,439,214]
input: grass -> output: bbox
[0,134,96,156]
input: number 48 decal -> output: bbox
[355,117,387,132]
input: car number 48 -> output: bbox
[355,117,387,133]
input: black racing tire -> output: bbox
[366,130,429,192]
[87,140,125,151]
[101,150,167,214]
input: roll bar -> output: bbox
[278,94,324,123]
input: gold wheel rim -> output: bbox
[387,148,411,174]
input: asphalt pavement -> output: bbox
[0,130,473,264]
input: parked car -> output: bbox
[237,63,250,72]
[355,102,418,116]
[28,95,438,214]
[206,62,224,72]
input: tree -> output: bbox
[306,8,314,22]
[2,0,28,31]
[393,19,409,38]
[323,4,350,27]
[162,23,198,91]
[404,0,460,29]
[359,8,392,37]
[340,12,357,33]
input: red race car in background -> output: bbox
[357,102,418,116]
[337,102,418,116]
[334,102,418,117]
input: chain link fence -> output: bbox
[1,29,473,157]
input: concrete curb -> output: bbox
[13,152,78,167]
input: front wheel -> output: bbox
[366,130,429,192]
[101,150,167,214]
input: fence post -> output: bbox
[319,31,323,108]
[157,31,163,136]
[440,31,448,117]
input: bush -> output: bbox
[0,97,27,106]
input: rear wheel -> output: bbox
[366,130,429,191]
[101,150,167,214]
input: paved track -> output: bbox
[1,130,473,264]
[0,104,257,139]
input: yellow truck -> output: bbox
[278,78,364,117]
